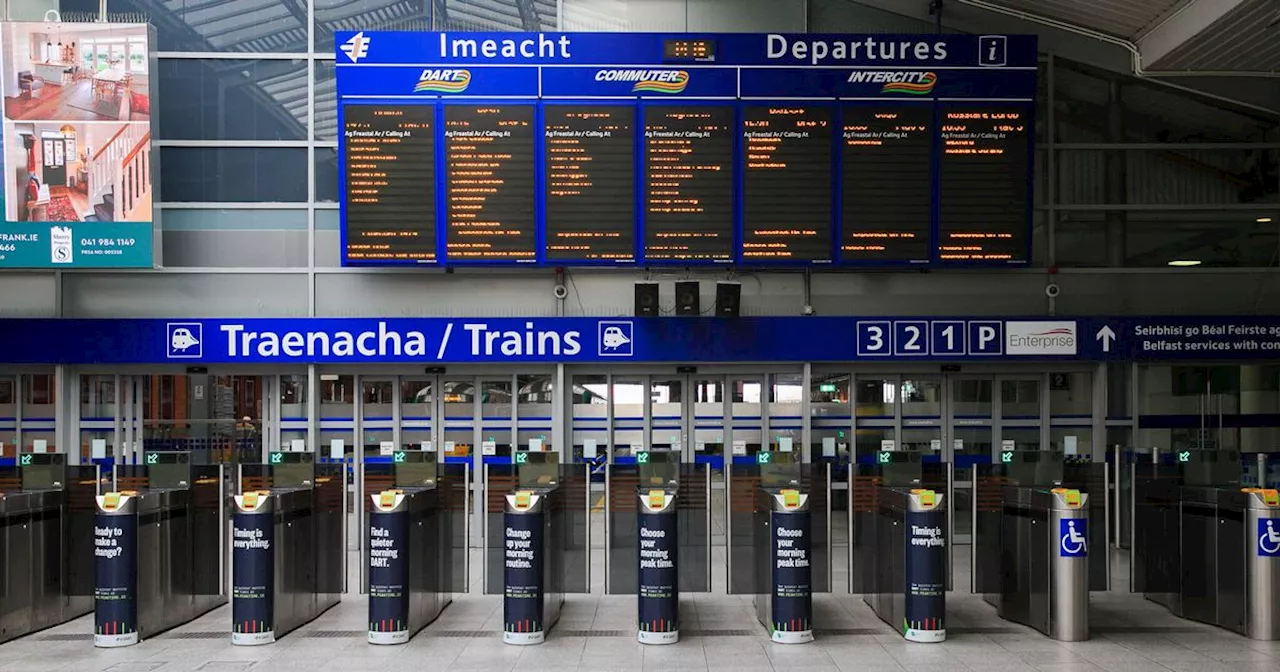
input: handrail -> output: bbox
[121,131,151,168]
[92,125,130,162]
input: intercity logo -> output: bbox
[594,69,690,94]
[341,32,370,63]
[846,70,937,95]
[414,69,472,93]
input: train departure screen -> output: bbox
[643,106,735,262]
[444,105,537,262]
[840,106,932,263]
[343,105,436,262]
[544,106,636,262]
[937,105,1031,262]
[742,105,833,262]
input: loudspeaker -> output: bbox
[675,281,700,316]
[716,282,741,317]
[634,282,659,316]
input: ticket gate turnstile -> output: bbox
[0,455,98,644]
[93,452,227,647]
[230,452,343,645]
[849,451,952,642]
[362,450,469,644]
[604,450,712,644]
[726,452,831,644]
[483,451,590,644]
[971,451,1108,641]
[1132,450,1280,640]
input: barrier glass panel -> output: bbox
[971,464,1005,594]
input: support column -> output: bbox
[1105,80,1127,267]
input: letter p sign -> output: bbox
[969,321,1002,355]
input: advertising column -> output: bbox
[638,489,678,644]
[770,488,813,644]
[503,490,545,645]
[904,489,946,642]
[232,491,275,645]
[94,492,138,648]
[368,490,410,644]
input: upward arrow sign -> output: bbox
[1096,325,1117,353]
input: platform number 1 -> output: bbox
[931,321,966,355]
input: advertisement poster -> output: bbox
[770,509,813,643]
[0,21,155,267]
[637,505,678,644]
[502,508,544,644]
[904,509,946,642]
[368,504,410,644]
[231,507,275,645]
[93,504,137,648]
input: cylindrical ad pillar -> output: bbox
[94,491,139,648]
[369,490,410,645]
[638,488,679,645]
[1244,488,1280,640]
[770,488,813,644]
[503,490,545,645]
[231,491,276,646]
[1049,487,1089,642]
[905,488,946,643]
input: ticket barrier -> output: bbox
[850,452,951,642]
[1132,450,1280,639]
[231,452,343,645]
[93,452,226,647]
[604,450,712,644]
[362,450,469,644]
[971,452,1108,641]
[727,452,831,644]
[483,451,590,644]
[0,454,98,644]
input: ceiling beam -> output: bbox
[1136,0,1247,68]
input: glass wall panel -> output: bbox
[1049,372,1092,417]
[856,377,894,418]
[161,148,307,202]
[80,375,116,419]
[158,59,307,140]
[1001,379,1040,418]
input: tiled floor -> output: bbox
[3,539,1275,672]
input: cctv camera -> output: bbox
[1045,283,1061,298]
[552,284,568,300]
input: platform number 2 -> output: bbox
[894,322,928,355]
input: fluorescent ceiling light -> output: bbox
[1258,217,1273,223]
[1167,260,1202,267]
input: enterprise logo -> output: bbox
[595,69,689,94]
[414,69,472,93]
[846,71,937,95]
[1005,321,1077,356]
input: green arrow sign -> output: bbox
[1001,451,1014,463]
[19,454,32,466]
[756,451,772,465]
[878,451,891,464]
[515,452,529,465]
[636,451,650,465]
[270,452,283,464]
[146,453,159,465]
[393,451,407,463]
[1178,451,1191,463]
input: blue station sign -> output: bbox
[1,316,1279,365]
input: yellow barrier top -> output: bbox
[103,492,120,510]
[1265,489,1279,507]
[781,488,800,509]
[648,489,665,509]
[243,491,259,508]
[514,490,532,509]
[1051,487,1082,508]
[379,490,399,508]
[910,488,937,508]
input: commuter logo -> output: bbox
[594,69,689,94]
[1059,519,1087,558]
[414,69,472,93]
[846,71,936,95]
[598,321,634,357]
[1258,520,1280,557]
[166,323,203,359]
[1005,321,1077,356]
[50,226,73,264]
[341,32,371,63]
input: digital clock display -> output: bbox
[663,39,715,62]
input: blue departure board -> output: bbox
[335,32,1037,267]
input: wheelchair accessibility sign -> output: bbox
[1258,520,1280,557]
[1059,519,1087,558]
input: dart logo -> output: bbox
[414,69,472,93]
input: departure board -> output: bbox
[444,105,537,262]
[841,106,932,263]
[644,106,735,263]
[742,105,833,262]
[343,105,436,262]
[937,106,1031,262]
[544,106,635,262]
